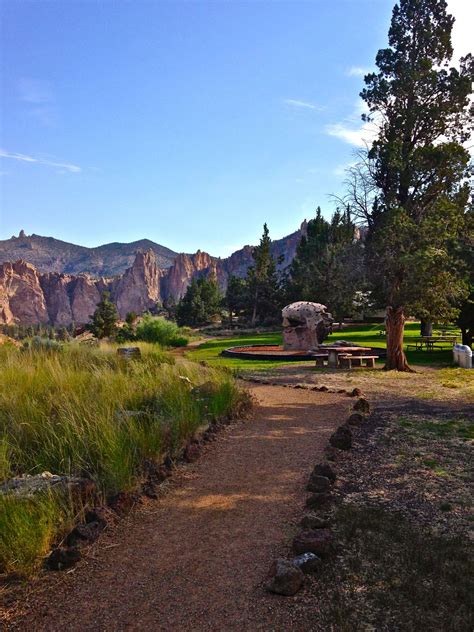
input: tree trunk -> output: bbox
[420,319,433,336]
[385,306,413,371]
[251,290,258,327]
[461,327,473,348]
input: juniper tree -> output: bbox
[360,0,473,370]
[88,291,119,339]
[246,223,281,326]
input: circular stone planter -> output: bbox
[221,345,316,361]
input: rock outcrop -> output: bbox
[0,260,49,324]
[0,221,311,326]
[113,250,162,319]
[162,251,217,300]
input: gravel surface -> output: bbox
[5,385,349,632]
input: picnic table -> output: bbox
[320,346,373,368]
[406,335,458,351]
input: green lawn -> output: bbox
[187,322,461,371]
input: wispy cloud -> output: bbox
[0,149,82,173]
[346,66,372,78]
[325,100,379,148]
[18,78,57,127]
[283,98,324,111]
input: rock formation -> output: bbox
[113,250,162,319]
[0,221,311,326]
[282,302,333,351]
[0,260,49,325]
[162,251,217,300]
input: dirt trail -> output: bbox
[8,385,349,632]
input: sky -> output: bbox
[0,0,472,257]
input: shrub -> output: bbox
[135,315,189,347]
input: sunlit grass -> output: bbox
[188,322,461,371]
[0,341,248,575]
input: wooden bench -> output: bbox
[313,354,329,368]
[338,354,353,369]
[349,355,378,368]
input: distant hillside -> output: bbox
[0,231,179,277]
[0,224,306,278]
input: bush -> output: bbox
[22,336,62,353]
[135,315,189,347]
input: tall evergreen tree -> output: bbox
[176,275,222,326]
[287,208,364,321]
[224,276,247,326]
[360,0,473,370]
[88,291,119,339]
[246,223,281,326]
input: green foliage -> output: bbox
[176,275,222,326]
[224,275,248,325]
[88,291,119,339]
[360,0,473,320]
[21,336,63,353]
[246,223,282,325]
[134,315,189,347]
[0,491,74,576]
[286,207,365,320]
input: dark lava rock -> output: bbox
[143,459,169,483]
[324,445,337,461]
[329,425,352,450]
[184,443,201,463]
[66,521,103,547]
[293,529,333,557]
[266,558,305,596]
[353,398,370,414]
[347,413,365,426]
[350,388,362,397]
[312,463,336,483]
[85,506,109,528]
[46,547,82,571]
[142,481,158,499]
[305,493,333,510]
[108,491,140,515]
[306,475,331,494]
[292,552,322,573]
[300,513,330,530]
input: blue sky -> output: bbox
[0,0,471,256]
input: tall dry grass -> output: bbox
[0,341,248,575]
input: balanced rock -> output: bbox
[293,529,333,557]
[266,558,305,596]
[329,425,352,450]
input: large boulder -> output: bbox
[282,302,333,351]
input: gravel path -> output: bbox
[7,385,348,632]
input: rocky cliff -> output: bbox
[0,222,307,325]
[113,250,163,319]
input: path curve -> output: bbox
[7,385,348,631]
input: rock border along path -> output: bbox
[5,384,349,632]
